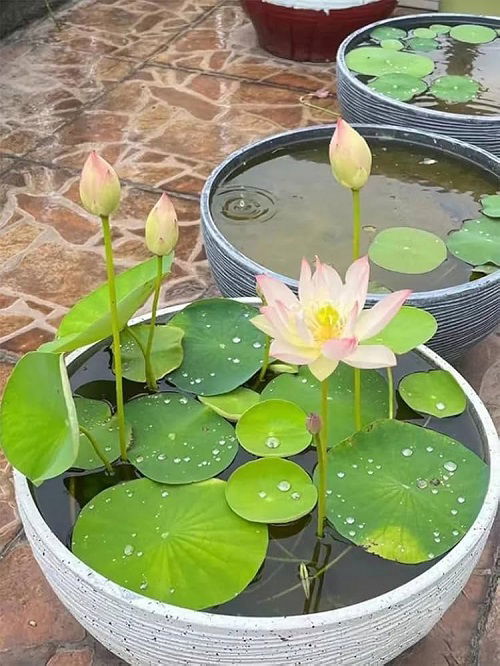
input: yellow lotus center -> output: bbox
[310,304,343,343]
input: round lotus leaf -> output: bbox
[399,370,467,418]
[72,478,268,610]
[346,47,434,78]
[119,324,183,383]
[429,75,480,103]
[323,419,488,563]
[480,194,500,219]
[380,39,404,51]
[369,227,447,274]
[368,73,428,101]
[430,24,451,35]
[262,364,388,448]
[74,397,131,470]
[235,399,311,457]
[470,264,498,280]
[363,306,437,354]
[167,299,266,396]
[450,24,497,44]
[124,393,237,483]
[447,217,500,267]
[226,458,317,524]
[198,387,260,421]
[370,26,407,41]
[413,27,437,38]
[408,37,439,52]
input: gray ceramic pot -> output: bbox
[336,13,500,156]
[200,124,500,361]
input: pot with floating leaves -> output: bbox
[4,152,499,666]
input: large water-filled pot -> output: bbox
[14,302,500,666]
[241,0,397,62]
[336,14,500,156]
[200,125,500,361]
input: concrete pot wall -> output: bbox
[14,302,500,666]
[200,125,500,361]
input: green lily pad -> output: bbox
[368,281,392,294]
[399,370,467,417]
[167,299,266,396]
[408,37,439,52]
[0,352,79,485]
[226,459,317,524]
[124,393,237,483]
[235,399,311,457]
[368,73,427,101]
[413,27,437,38]
[262,365,388,448]
[450,24,497,44]
[370,26,407,41]
[369,227,447,274]
[199,388,260,421]
[470,264,499,280]
[380,39,404,51]
[363,306,437,354]
[74,397,131,470]
[323,419,488,563]
[429,75,480,103]
[480,194,500,218]
[346,47,434,78]
[119,324,184,383]
[429,24,451,35]
[268,362,298,374]
[72,478,268,610]
[447,217,500,266]
[41,256,173,354]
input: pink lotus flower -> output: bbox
[80,151,121,217]
[329,118,372,191]
[252,256,410,381]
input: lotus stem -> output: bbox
[351,188,363,432]
[316,379,329,538]
[144,255,163,392]
[387,366,395,419]
[258,335,271,381]
[79,425,113,474]
[354,368,362,431]
[100,214,128,461]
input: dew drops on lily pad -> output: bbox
[449,24,497,45]
[368,74,428,102]
[429,76,480,104]
[346,47,435,78]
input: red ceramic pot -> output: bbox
[242,0,397,62]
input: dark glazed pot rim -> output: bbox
[336,13,500,123]
[200,123,500,304]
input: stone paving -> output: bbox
[0,0,498,664]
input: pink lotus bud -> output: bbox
[145,193,179,256]
[79,151,121,216]
[306,412,322,435]
[329,118,372,191]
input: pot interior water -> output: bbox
[210,139,497,292]
[31,327,485,618]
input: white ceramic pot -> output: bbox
[14,301,500,666]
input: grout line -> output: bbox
[0,527,25,560]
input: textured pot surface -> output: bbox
[242,0,396,62]
[14,302,500,666]
[200,125,500,361]
[336,14,500,156]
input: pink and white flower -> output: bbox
[252,256,410,381]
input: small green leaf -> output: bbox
[0,352,79,485]
[41,256,173,354]
[226,458,317,524]
[370,26,407,41]
[72,478,268,610]
[199,388,260,421]
[125,393,237,483]
[399,370,467,417]
[380,39,404,51]
[429,75,480,103]
[74,397,131,470]
[168,299,266,396]
[262,365,388,447]
[363,306,437,354]
[480,194,500,219]
[470,264,499,280]
[447,217,500,266]
[236,399,311,457]
[323,419,488,563]
[408,37,439,52]
[412,27,437,38]
[450,24,497,44]
[368,73,427,101]
[369,227,447,274]
[346,47,434,78]
[119,324,184,383]
[429,24,451,35]
[268,362,298,374]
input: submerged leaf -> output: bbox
[399,370,467,417]
[408,37,439,52]
[380,39,404,51]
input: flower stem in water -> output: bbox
[387,366,395,419]
[316,379,329,537]
[144,254,163,392]
[79,425,114,475]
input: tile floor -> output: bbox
[0,0,498,664]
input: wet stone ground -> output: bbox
[0,0,498,663]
